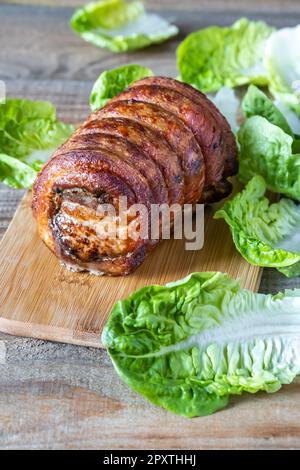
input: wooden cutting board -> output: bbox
[0,189,262,347]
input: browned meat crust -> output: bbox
[131,76,238,180]
[32,77,238,276]
[110,84,226,188]
[67,130,170,206]
[96,103,205,204]
[76,117,185,205]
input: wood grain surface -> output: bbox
[0,0,300,450]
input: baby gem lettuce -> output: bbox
[102,272,300,417]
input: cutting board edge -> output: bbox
[0,188,263,348]
[0,316,103,348]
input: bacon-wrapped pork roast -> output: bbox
[32,77,238,276]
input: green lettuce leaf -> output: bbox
[264,26,300,116]
[177,18,274,93]
[214,176,300,273]
[242,85,294,136]
[102,271,300,417]
[70,0,178,53]
[90,64,153,111]
[278,262,300,278]
[0,153,37,189]
[0,98,74,189]
[238,115,300,200]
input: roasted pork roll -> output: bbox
[32,76,238,276]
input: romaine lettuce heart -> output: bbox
[0,153,38,189]
[102,271,300,417]
[209,87,240,133]
[274,100,300,136]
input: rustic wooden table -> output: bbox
[1,0,300,450]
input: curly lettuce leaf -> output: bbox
[177,18,274,93]
[215,176,300,274]
[238,115,300,200]
[102,271,300,417]
[242,85,294,136]
[264,26,300,116]
[90,64,153,111]
[70,0,178,53]
[0,98,74,189]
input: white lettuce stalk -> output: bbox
[209,87,241,133]
[274,99,300,135]
[264,26,300,116]
[70,0,178,52]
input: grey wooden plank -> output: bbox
[0,357,299,449]
[1,319,300,449]
[1,0,300,449]
[3,0,300,14]
[1,3,300,84]
[4,80,91,123]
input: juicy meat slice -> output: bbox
[96,103,205,204]
[110,83,224,188]
[33,147,156,275]
[131,76,238,178]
